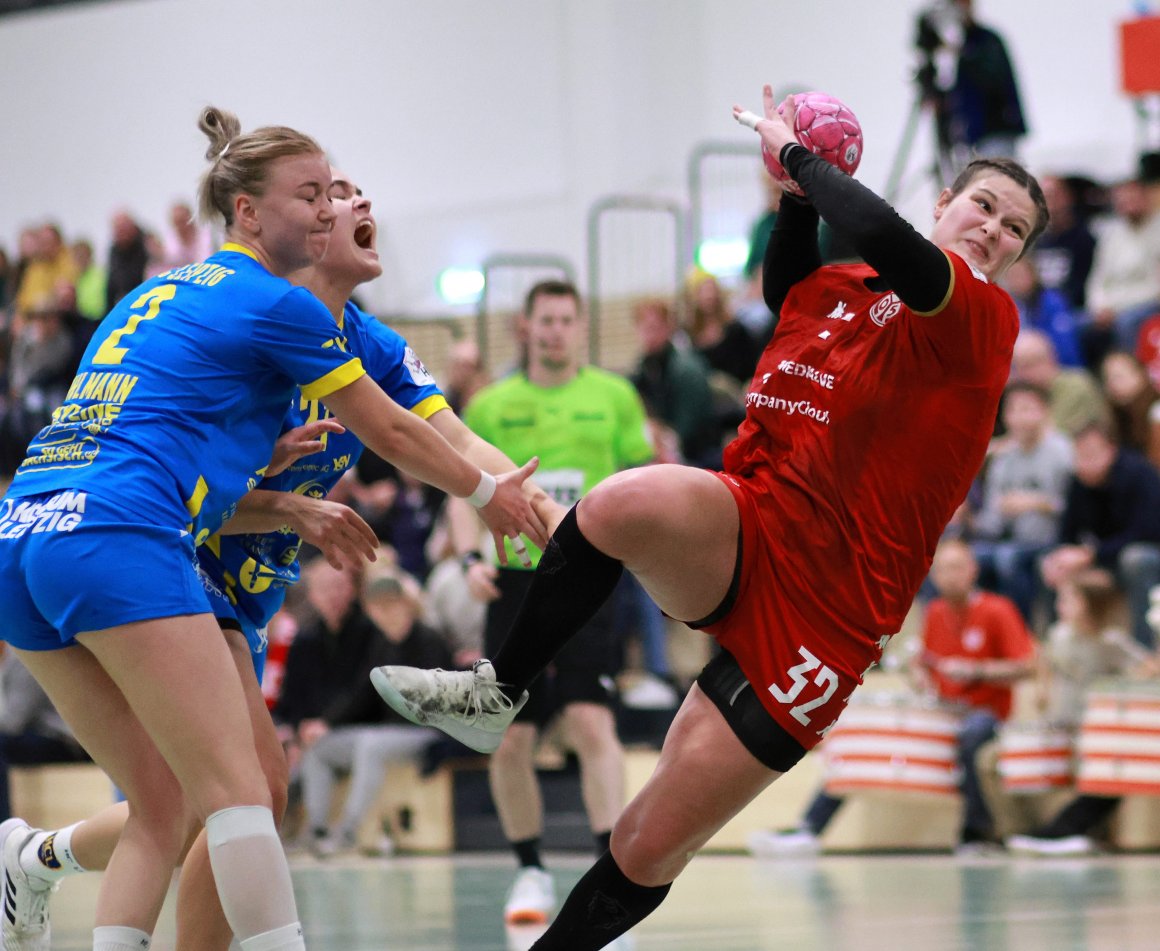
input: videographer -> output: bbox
[916,0,1028,165]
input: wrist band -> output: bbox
[466,470,496,508]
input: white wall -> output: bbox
[0,0,1146,313]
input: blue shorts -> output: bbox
[197,565,269,682]
[0,490,212,651]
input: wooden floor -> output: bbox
[44,850,1160,950]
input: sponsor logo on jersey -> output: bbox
[962,626,985,652]
[869,293,902,327]
[404,346,437,386]
[825,301,854,321]
[0,491,87,539]
[775,359,835,389]
[745,392,830,425]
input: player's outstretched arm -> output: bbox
[323,375,547,553]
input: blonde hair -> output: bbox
[195,105,324,227]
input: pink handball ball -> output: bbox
[762,91,863,197]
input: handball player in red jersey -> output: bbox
[373,84,1049,949]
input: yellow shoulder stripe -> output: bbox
[912,250,956,317]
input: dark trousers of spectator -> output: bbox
[1033,795,1120,839]
[0,732,91,820]
[802,710,1001,843]
[972,541,1048,626]
[1118,543,1160,649]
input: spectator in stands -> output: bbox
[1009,329,1111,436]
[421,506,488,668]
[440,336,490,416]
[1006,569,1157,856]
[0,649,90,821]
[0,246,12,311]
[161,200,213,270]
[0,294,76,474]
[347,457,443,581]
[969,381,1072,623]
[685,268,760,387]
[1084,177,1160,360]
[14,224,77,318]
[631,298,718,468]
[295,566,450,857]
[1100,350,1160,468]
[1002,256,1082,367]
[1041,421,1160,647]
[70,239,107,322]
[274,557,381,827]
[1032,174,1097,313]
[748,539,1036,856]
[104,210,149,311]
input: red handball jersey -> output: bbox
[710,251,1018,747]
[921,590,1036,721]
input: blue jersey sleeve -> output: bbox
[252,289,367,399]
[346,303,448,417]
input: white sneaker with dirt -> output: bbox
[504,867,556,925]
[370,659,528,754]
[0,818,55,951]
[746,827,821,857]
[1006,834,1095,857]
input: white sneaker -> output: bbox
[370,659,528,754]
[746,827,821,857]
[0,818,54,951]
[1006,834,1095,857]
[504,867,556,925]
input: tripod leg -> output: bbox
[884,95,926,204]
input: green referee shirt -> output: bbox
[463,366,654,567]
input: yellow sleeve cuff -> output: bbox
[300,357,366,400]
[410,394,451,420]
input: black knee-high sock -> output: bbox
[530,851,671,951]
[492,504,623,697]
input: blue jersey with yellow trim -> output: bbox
[6,246,366,543]
[199,301,447,631]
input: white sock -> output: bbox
[206,806,303,946]
[23,822,88,884]
[93,925,151,950]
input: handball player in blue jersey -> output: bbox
[0,106,545,951]
[0,166,558,951]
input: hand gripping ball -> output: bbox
[762,91,863,197]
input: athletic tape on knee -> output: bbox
[206,804,278,847]
[239,922,306,951]
[205,805,302,943]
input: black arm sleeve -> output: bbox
[762,196,822,313]
[780,144,953,314]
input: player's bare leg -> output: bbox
[176,627,291,951]
[560,702,624,837]
[529,686,778,949]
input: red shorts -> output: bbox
[703,471,883,750]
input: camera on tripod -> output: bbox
[912,1,964,100]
